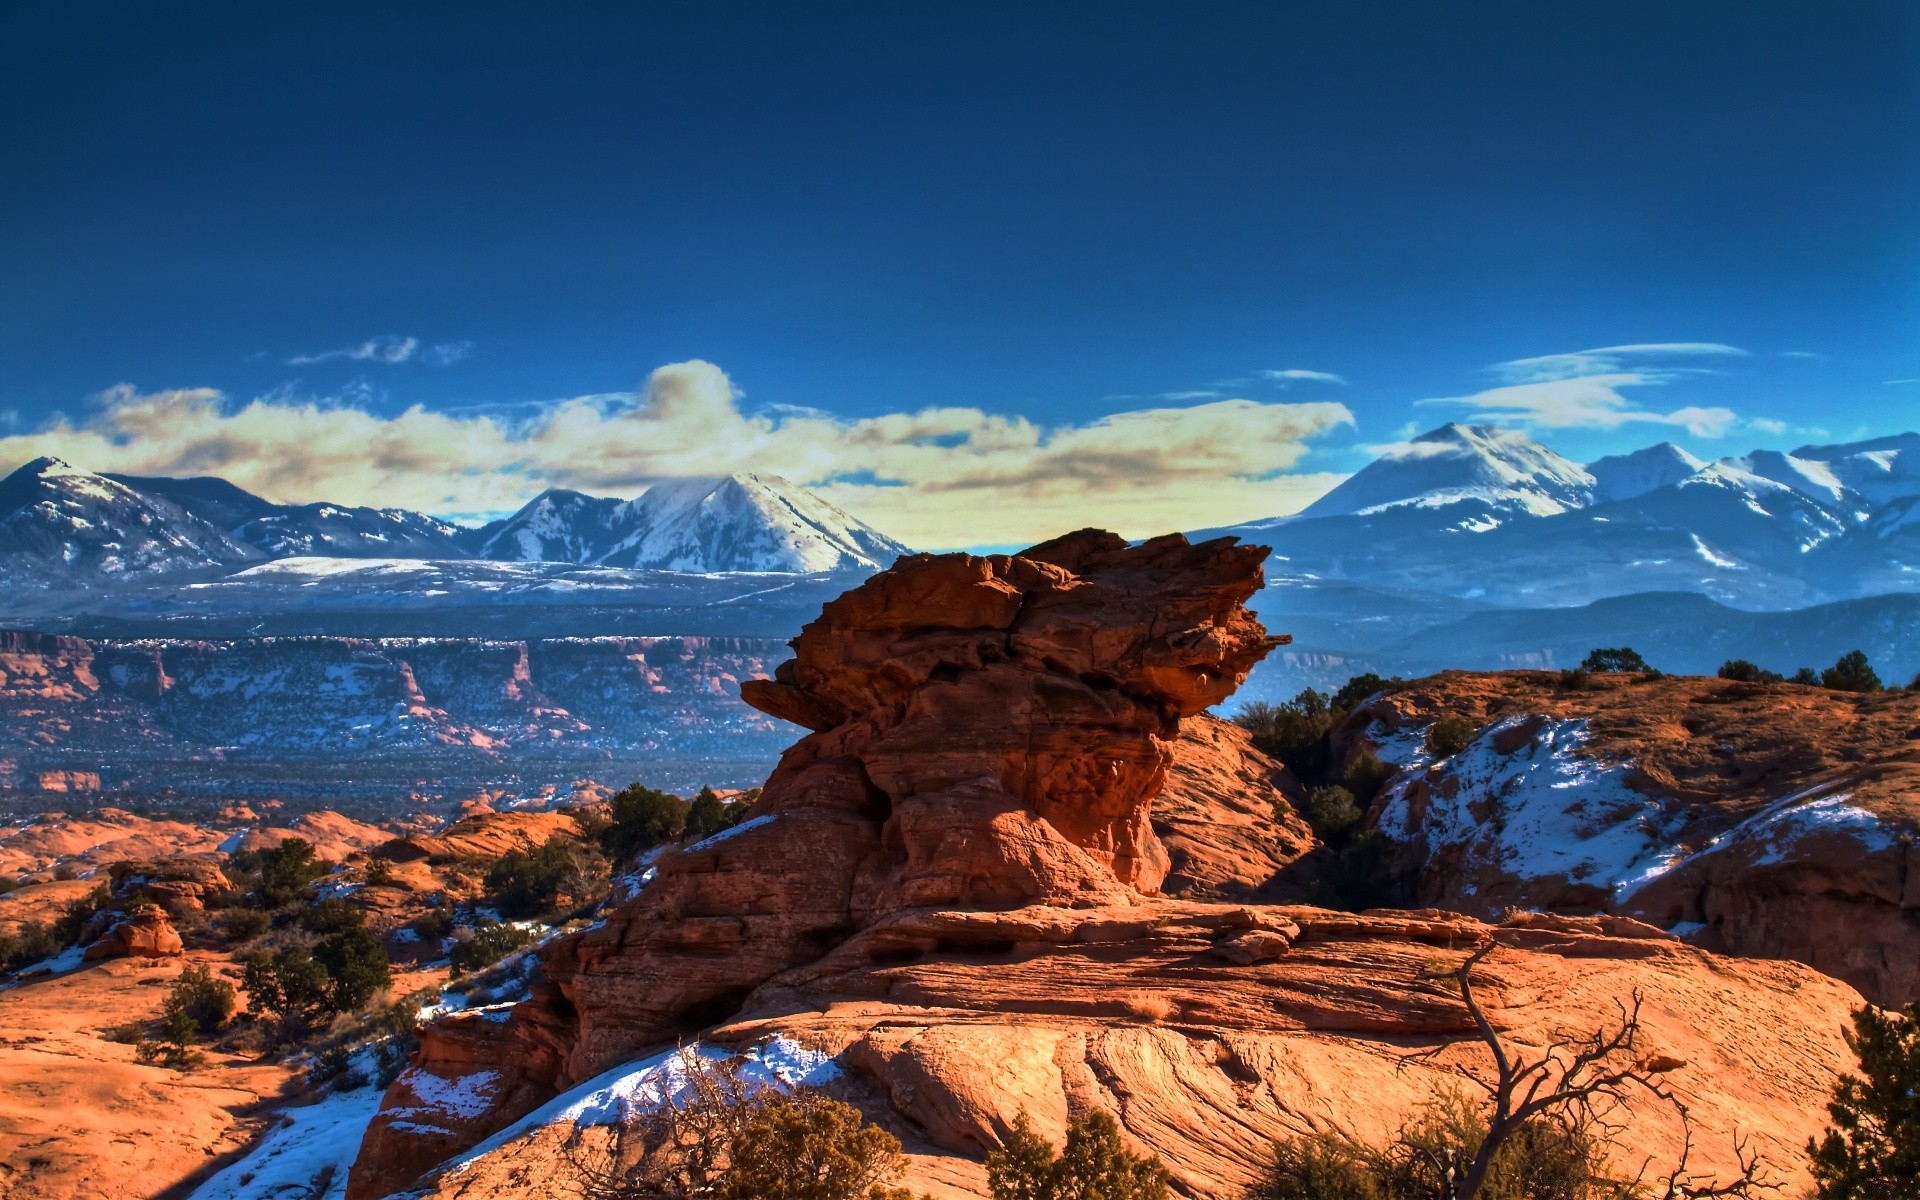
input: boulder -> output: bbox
[81,904,184,961]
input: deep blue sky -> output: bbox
[2,2,1917,534]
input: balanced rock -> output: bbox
[349,530,1281,1199]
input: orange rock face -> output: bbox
[81,903,184,961]
[349,530,1281,1198]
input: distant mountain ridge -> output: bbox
[0,459,913,589]
[1204,423,1920,610]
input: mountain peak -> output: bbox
[1587,442,1707,503]
[6,456,74,481]
[1300,423,1594,520]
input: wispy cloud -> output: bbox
[286,335,470,367]
[1262,368,1347,386]
[1416,342,1752,439]
[1490,342,1746,385]
[1883,378,1920,386]
[0,363,1353,547]
[1419,374,1740,438]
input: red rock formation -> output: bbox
[82,903,184,960]
[106,858,232,915]
[349,530,1281,1199]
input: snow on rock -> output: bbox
[188,1085,386,1200]
[1377,715,1678,906]
[441,1036,840,1176]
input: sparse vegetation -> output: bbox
[1304,785,1364,843]
[685,786,750,842]
[1580,647,1648,674]
[602,784,691,864]
[1821,649,1883,694]
[988,1109,1171,1200]
[1717,660,1784,684]
[164,962,236,1034]
[241,925,391,1034]
[231,837,332,908]
[1809,1002,1920,1198]
[1251,941,1773,1200]
[1557,667,1591,691]
[1424,713,1475,759]
[1342,750,1392,809]
[449,918,541,976]
[1792,667,1821,685]
[484,838,609,919]
[573,1048,923,1200]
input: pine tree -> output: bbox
[986,1110,1170,1200]
[1811,1004,1920,1198]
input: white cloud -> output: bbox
[1262,368,1347,386]
[287,335,470,367]
[1419,374,1739,438]
[1490,342,1746,385]
[0,362,1354,548]
[1747,417,1789,435]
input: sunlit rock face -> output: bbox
[347,529,1282,1199]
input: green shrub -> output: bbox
[685,787,749,842]
[164,962,236,1034]
[362,856,396,886]
[602,784,691,864]
[1810,1003,1920,1198]
[241,946,333,1022]
[1342,751,1391,808]
[1579,647,1647,673]
[1329,672,1401,715]
[1233,691,1334,779]
[1911,672,1920,692]
[1557,667,1590,691]
[1424,713,1475,759]
[301,896,365,934]
[1304,785,1364,845]
[0,919,62,971]
[719,1092,915,1200]
[484,839,608,919]
[250,837,330,907]
[218,907,271,943]
[313,926,391,1012]
[1718,659,1783,683]
[1793,667,1821,685]
[987,1109,1169,1200]
[449,919,540,976]
[1251,1093,1608,1200]
[1822,650,1883,693]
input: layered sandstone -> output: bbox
[350,530,1282,1198]
[80,903,184,961]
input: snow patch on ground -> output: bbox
[687,814,775,850]
[187,1085,385,1200]
[440,1036,840,1176]
[1618,784,1900,901]
[1378,715,1678,896]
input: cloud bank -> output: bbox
[0,362,1353,548]
[1420,342,1748,438]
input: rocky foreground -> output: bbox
[345,532,1873,1199]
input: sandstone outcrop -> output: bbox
[349,543,1871,1200]
[81,903,184,961]
[350,530,1282,1198]
[1339,670,1920,1004]
[106,857,232,915]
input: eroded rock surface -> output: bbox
[1342,670,1920,1004]
[350,530,1281,1198]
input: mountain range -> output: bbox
[0,459,911,589]
[1205,423,1920,610]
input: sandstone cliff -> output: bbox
[346,536,1866,1200]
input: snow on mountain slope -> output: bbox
[104,473,282,530]
[592,474,911,572]
[235,503,471,559]
[0,458,262,586]
[1299,423,1596,521]
[1787,433,1920,509]
[464,488,629,563]
[1586,442,1706,503]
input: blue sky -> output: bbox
[2,2,1916,546]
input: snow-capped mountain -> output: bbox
[463,488,629,563]
[1201,424,1920,610]
[1586,442,1706,503]
[1299,423,1597,520]
[0,457,262,586]
[594,474,910,572]
[233,503,469,558]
